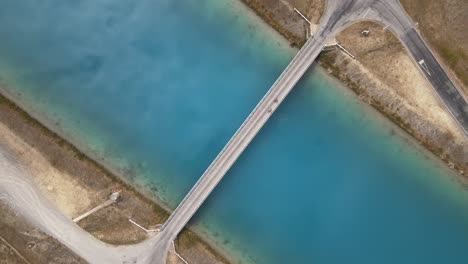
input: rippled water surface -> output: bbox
[0,0,467,263]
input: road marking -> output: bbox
[418,59,431,76]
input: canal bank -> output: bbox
[0,0,468,263]
[240,0,467,175]
[0,92,231,263]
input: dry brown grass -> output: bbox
[0,92,231,263]
[400,0,468,94]
[240,0,324,46]
[335,21,464,142]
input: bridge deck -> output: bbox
[158,22,331,244]
[146,1,468,263]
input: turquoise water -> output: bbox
[0,0,468,263]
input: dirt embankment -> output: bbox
[400,0,468,94]
[0,93,230,264]
[241,0,467,174]
[240,0,325,46]
[0,2,322,263]
[326,22,467,173]
[0,1,466,263]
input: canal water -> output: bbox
[0,0,467,263]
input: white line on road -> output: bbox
[0,235,33,264]
[418,59,432,76]
[362,8,370,18]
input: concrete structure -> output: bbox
[147,1,468,263]
[73,192,120,223]
[1,1,466,264]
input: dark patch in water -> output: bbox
[80,55,102,73]
[105,16,116,28]
[150,185,159,193]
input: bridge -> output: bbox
[2,1,465,264]
[146,1,468,263]
[145,0,468,263]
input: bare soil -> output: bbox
[0,93,229,263]
[0,239,29,264]
[240,0,325,46]
[1,0,467,263]
[242,0,467,175]
[332,21,467,173]
[330,22,468,174]
[0,201,87,264]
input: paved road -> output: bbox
[371,0,468,134]
[1,1,466,264]
[145,12,335,264]
[147,1,468,263]
[146,1,381,263]
[0,146,154,264]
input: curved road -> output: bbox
[0,146,153,263]
[147,1,468,263]
[1,1,466,264]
